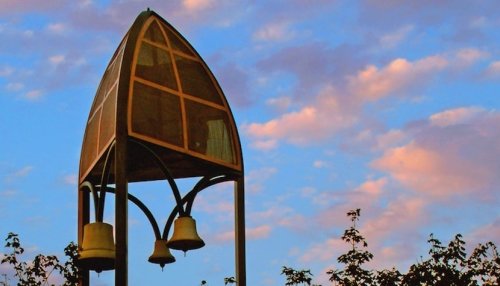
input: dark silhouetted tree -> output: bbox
[281,266,321,286]
[402,233,500,285]
[327,209,374,286]
[224,276,236,285]
[1,232,79,286]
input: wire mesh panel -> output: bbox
[128,16,241,171]
[80,11,242,184]
[80,39,126,181]
[131,82,183,147]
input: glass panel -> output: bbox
[163,24,194,56]
[136,42,178,90]
[185,99,235,164]
[175,55,222,105]
[132,81,183,147]
[144,20,167,45]
[99,85,117,151]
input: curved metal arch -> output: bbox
[128,138,186,217]
[185,174,238,214]
[161,174,236,240]
[97,141,116,222]
[104,187,162,239]
[79,181,99,220]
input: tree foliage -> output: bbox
[0,233,79,286]
[281,266,321,286]
[2,208,499,286]
[327,209,374,285]
[223,276,236,285]
[402,233,500,285]
[284,209,499,286]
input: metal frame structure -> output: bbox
[77,9,245,286]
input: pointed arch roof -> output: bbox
[79,10,243,184]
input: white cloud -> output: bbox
[0,66,14,77]
[0,189,18,197]
[379,25,414,49]
[313,160,328,168]
[253,21,294,42]
[266,96,292,112]
[63,174,78,185]
[46,23,66,33]
[5,166,33,182]
[23,30,34,38]
[6,82,24,91]
[24,89,43,101]
[429,106,483,127]
[49,54,66,65]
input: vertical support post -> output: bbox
[115,138,128,286]
[78,186,90,286]
[234,176,246,286]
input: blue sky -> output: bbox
[1,1,499,285]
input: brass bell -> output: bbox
[78,222,115,272]
[167,216,205,252]
[148,239,175,268]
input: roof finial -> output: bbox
[147,7,151,11]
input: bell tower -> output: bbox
[77,9,246,286]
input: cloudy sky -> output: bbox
[1,0,499,285]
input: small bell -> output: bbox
[148,239,176,268]
[167,216,205,252]
[78,222,115,273]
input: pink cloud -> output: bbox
[300,237,346,263]
[247,53,452,150]
[247,225,272,239]
[182,0,214,12]
[348,56,448,101]
[213,225,272,243]
[354,177,388,196]
[244,85,358,149]
[361,196,427,242]
[453,48,489,66]
[373,142,486,198]
[375,129,407,150]
[485,60,500,77]
[372,108,500,199]
[308,194,428,271]
[467,218,500,247]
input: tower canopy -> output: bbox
[79,10,243,184]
